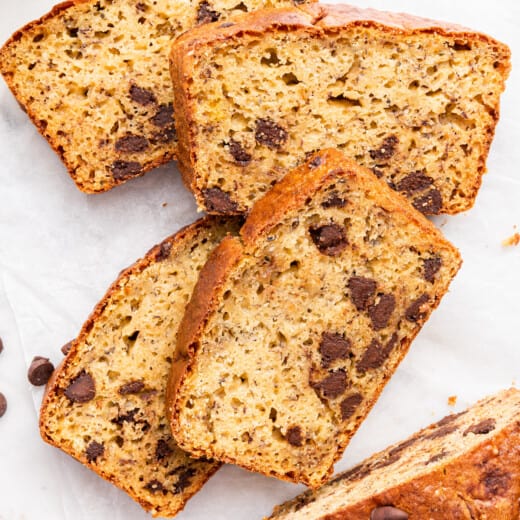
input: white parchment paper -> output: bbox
[0,1,519,518]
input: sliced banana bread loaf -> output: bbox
[0,0,307,193]
[167,149,461,488]
[40,217,240,517]
[171,3,510,215]
[269,388,520,519]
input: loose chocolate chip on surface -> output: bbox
[155,241,172,262]
[0,392,7,418]
[203,187,239,213]
[119,380,145,395]
[319,332,351,367]
[174,468,196,494]
[28,356,55,386]
[423,256,442,283]
[145,479,166,494]
[322,193,347,209]
[368,294,396,330]
[396,172,434,194]
[111,160,142,180]
[228,139,252,165]
[286,426,303,446]
[340,393,363,421]
[412,189,443,214]
[151,103,174,127]
[86,441,104,462]
[156,439,173,460]
[64,371,95,403]
[369,135,399,161]
[371,506,409,520]
[255,118,288,149]
[464,418,496,436]
[315,370,347,399]
[197,1,220,24]
[405,294,430,322]
[357,334,398,372]
[309,224,347,256]
[129,84,157,105]
[348,276,377,311]
[115,134,149,153]
[61,341,72,355]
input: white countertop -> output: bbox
[1,1,519,519]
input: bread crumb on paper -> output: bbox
[502,232,520,247]
[448,395,457,406]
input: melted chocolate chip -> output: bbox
[156,439,173,460]
[330,462,371,485]
[357,334,398,372]
[219,22,235,28]
[368,294,396,330]
[405,294,430,322]
[119,381,145,395]
[321,193,347,209]
[115,134,149,153]
[145,479,166,494]
[396,172,434,194]
[348,276,377,311]
[255,118,288,149]
[286,426,303,446]
[314,370,347,399]
[155,241,172,262]
[424,424,457,440]
[174,468,196,494]
[111,408,138,426]
[340,393,363,421]
[436,410,467,427]
[388,436,419,457]
[309,224,347,256]
[28,356,55,386]
[413,189,443,214]
[61,341,73,355]
[483,469,510,496]
[319,332,351,367]
[151,103,174,128]
[423,256,442,283]
[370,506,409,520]
[464,418,496,436]
[111,160,142,180]
[203,187,239,213]
[197,1,220,24]
[426,450,448,465]
[309,156,322,168]
[0,392,7,418]
[86,441,104,463]
[228,139,251,165]
[369,135,399,161]
[64,371,95,403]
[129,85,157,105]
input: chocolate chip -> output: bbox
[309,156,322,168]
[111,160,142,180]
[111,408,138,426]
[348,276,377,311]
[423,256,442,283]
[436,410,467,427]
[228,139,251,165]
[255,118,288,149]
[119,380,144,395]
[424,424,457,440]
[405,294,430,322]
[0,337,3,355]
[314,370,347,399]
[412,189,443,214]
[115,134,149,153]
[203,187,239,213]
[340,393,363,421]
[174,468,196,494]
[145,479,166,494]
[321,193,347,208]
[28,356,55,386]
[464,418,496,436]
[151,103,174,128]
[396,172,434,194]
[129,85,157,105]
[86,441,104,463]
[319,332,351,367]
[0,392,7,418]
[388,436,419,457]
[483,469,510,496]
[426,450,448,465]
[286,426,303,446]
[370,506,409,520]
[155,241,172,262]
[330,462,371,485]
[61,341,72,355]
[309,224,347,256]
[219,22,235,28]
[156,439,173,460]
[197,1,220,24]
[369,135,399,161]
[64,371,95,403]
[368,294,396,330]
[357,334,398,372]
[136,2,147,12]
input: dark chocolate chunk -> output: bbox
[436,410,467,428]
[64,371,95,403]
[330,462,371,485]
[28,356,55,386]
[111,160,142,180]
[255,118,288,149]
[405,294,430,322]
[423,256,442,283]
[369,135,399,161]
[203,187,239,213]
[228,139,251,165]
[155,241,172,262]
[86,441,104,463]
[309,156,322,168]
[314,370,347,399]
[368,294,396,330]
[129,84,157,105]
[174,468,196,494]
[319,332,351,367]
[115,134,149,153]
[483,469,510,496]
[112,407,138,426]
[309,224,347,256]
[348,276,377,311]
[396,172,434,194]
[412,189,443,214]
[197,1,220,24]
[61,341,72,355]
[119,380,145,395]
[145,479,166,494]
[357,334,398,372]
[370,506,409,520]
[136,2,147,12]
[0,337,3,354]
[340,393,363,421]
[426,450,448,465]
[322,193,347,209]
[424,424,457,440]
[0,392,7,418]
[388,436,419,457]
[286,426,303,446]
[156,439,173,460]
[463,418,496,436]
[151,103,174,128]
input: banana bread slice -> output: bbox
[171,3,511,215]
[269,388,520,519]
[40,217,240,517]
[166,149,461,488]
[0,0,308,193]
